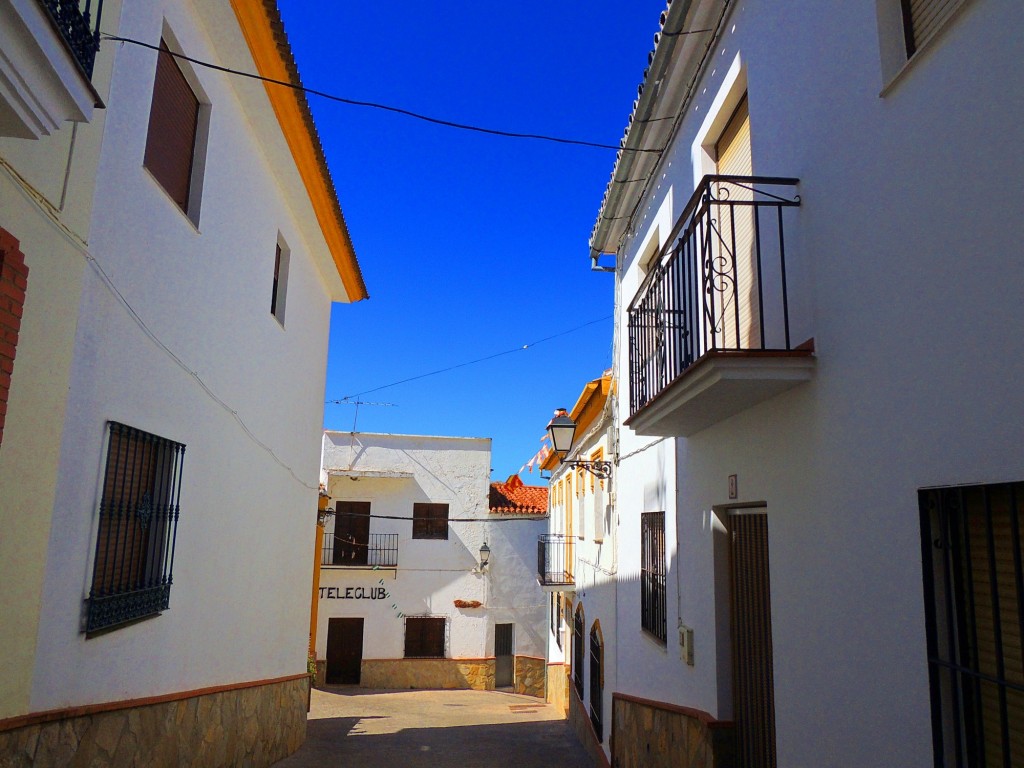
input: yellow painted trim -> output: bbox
[230,1,367,301]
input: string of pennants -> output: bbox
[519,434,553,474]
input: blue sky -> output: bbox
[277,2,663,481]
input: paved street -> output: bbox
[274,687,593,768]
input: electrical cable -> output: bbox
[326,315,612,403]
[323,512,547,524]
[101,34,662,154]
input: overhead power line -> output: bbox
[101,34,663,154]
[326,315,612,403]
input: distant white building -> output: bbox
[315,431,548,696]
[583,0,1024,767]
[0,1,366,764]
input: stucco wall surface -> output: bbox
[0,0,123,721]
[609,2,1024,767]
[28,0,341,714]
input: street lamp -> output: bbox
[545,408,613,480]
[479,542,491,570]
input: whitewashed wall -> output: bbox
[317,432,546,663]
[30,0,347,712]
[610,1,1024,766]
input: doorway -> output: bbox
[495,623,514,688]
[333,501,370,565]
[326,617,364,685]
[728,506,777,768]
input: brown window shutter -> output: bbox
[143,41,199,211]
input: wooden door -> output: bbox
[326,617,364,685]
[730,507,777,768]
[496,623,514,687]
[334,501,370,565]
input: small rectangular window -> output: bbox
[271,239,290,324]
[87,422,185,634]
[404,616,446,658]
[641,511,667,642]
[901,0,966,57]
[412,502,449,540]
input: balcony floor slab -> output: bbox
[626,349,815,437]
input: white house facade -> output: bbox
[0,1,367,764]
[316,431,548,696]
[539,373,617,766]
[590,1,1024,767]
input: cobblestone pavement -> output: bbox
[273,687,594,768]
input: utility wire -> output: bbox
[323,511,546,524]
[102,34,662,154]
[326,315,612,403]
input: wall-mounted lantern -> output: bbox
[545,408,613,480]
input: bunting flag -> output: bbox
[519,442,553,475]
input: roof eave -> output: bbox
[231,0,368,302]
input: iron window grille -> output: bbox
[920,482,1024,768]
[404,616,446,658]
[412,502,449,540]
[641,512,667,643]
[573,607,584,700]
[590,624,604,742]
[86,422,184,633]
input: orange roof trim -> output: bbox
[230,0,368,302]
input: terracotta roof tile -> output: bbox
[489,481,548,516]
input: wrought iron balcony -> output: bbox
[538,534,575,590]
[0,0,103,137]
[322,532,398,568]
[40,0,104,78]
[626,175,813,436]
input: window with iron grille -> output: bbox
[590,623,604,742]
[920,482,1024,767]
[573,605,584,699]
[641,511,667,642]
[86,422,185,634]
[404,616,446,658]
[412,502,449,540]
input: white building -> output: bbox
[316,431,548,696]
[539,373,617,766]
[586,0,1024,766]
[0,1,366,764]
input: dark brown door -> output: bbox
[495,623,514,687]
[334,501,370,565]
[326,617,364,685]
[730,507,777,768]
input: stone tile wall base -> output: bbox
[0,677,307,767]
[360,659,496,691]
[611,696,735,768]
[545,664,569,714]
[567,686,610,768]
[512,657,545,698]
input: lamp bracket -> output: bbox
[563,459,613,481]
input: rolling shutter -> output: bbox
[903,0,964,56]
[143,41,199,211]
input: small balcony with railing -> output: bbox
[626,175,813,437]
[321,532,399,570]
[1,0,104,139]
[538,533,575,591]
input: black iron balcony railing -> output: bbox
[538,533,575,587]
[40,0,104,78]
[627,175,801,416]
[322,532,398,568]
